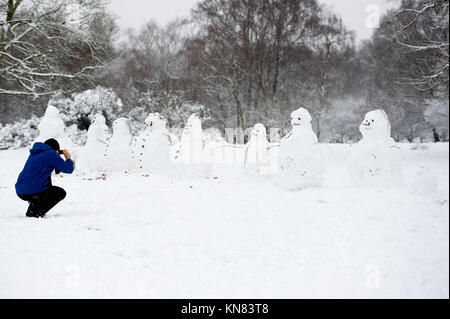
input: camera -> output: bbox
[58,150,64,155]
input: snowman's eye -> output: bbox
[298,117,301,121]
[372,120,374,122]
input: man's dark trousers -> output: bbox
[18,186,66,218]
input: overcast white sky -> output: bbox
[109,0,399,43]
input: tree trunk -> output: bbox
[317,35,332,141]
[233,86,244,129]
[272,52,280,97]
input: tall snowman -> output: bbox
[77,113,109,173]
[243,123,270,174]
[348,109,402,187]
[172,114,204,164]
[275,108,324,190]
[131,113,171,174]
[106,118,133,172]
[35,105,74,151]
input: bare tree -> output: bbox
[0,0,114,97]
[191,0,321,129]
[394,0,449,93]
[311,11,354,140]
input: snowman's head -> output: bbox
[359,109,391,139]
[145,113,166,131]
[183,114,202,136]
[93,113,106,126]
[250,123,267,141]
[88,113,108,140]
[113,118,131,136]
[45,105,60,118]
[291,108,313,128]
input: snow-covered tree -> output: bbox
[394,0,449,93]
[49,86,123,129]
[0,0,116,97]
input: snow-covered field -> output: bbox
[0,143,448,299]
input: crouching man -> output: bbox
[15,139,74,218]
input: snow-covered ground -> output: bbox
[0,143,448,298]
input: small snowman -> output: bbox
[131,113,171,174]
[77,113,109,173]
[172,114,204,164]
[35,105,74,151]
[243,123,270,174]
[106,118,133,173]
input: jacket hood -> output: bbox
[30,142,53,155]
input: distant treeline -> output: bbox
[1,0,448,142]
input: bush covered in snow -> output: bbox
[128,91,212,129]
[0,87,124,150]
[0,117,40,150]
[65,124,88,147]
[49,87,124,129]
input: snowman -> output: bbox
[131,113,171,173]
[348,109,402,187]
[35,105,74,151]
[106,118,133,172]
[243,123,271,174]
[202,128,227,164]
[275,108,324,190]
[172,114,204,164]
[77,113,109,173]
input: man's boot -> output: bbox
[26,203,41,218]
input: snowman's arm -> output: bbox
[282,131,293,140]
[166,133,179,145]
[243,145,249,165]
[213,143,245,150]
[267,143,281,150]
[98,139,108,146]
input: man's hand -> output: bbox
[63,150,71,160]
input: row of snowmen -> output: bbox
[35,105,402,189]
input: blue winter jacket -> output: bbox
[15,143,74,195]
